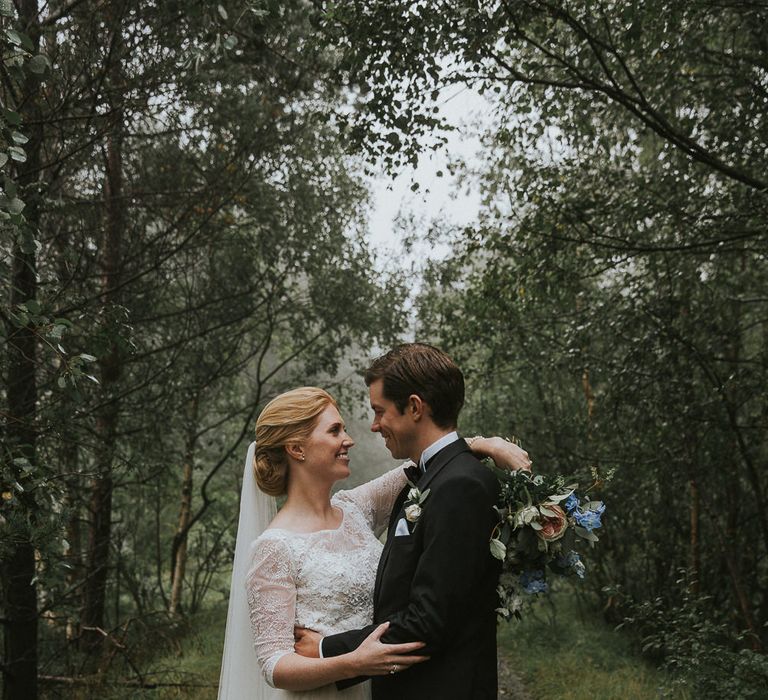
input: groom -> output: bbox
[297,343,504,699]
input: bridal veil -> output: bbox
[218,441,277,699]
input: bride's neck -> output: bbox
[282,479,336,523]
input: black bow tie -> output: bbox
[403,464,421,484]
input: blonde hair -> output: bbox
[253,387,338,496]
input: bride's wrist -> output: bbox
[465,435,489,457]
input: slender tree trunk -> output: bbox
[688,477,700,595]
[80,38,126,651]
[169,397,200,615]
[3,279,39,699]
[1,1,43,695]
[63,440,82,641]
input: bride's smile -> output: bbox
[301,404,355,481]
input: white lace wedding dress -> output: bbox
[246,465,407,699]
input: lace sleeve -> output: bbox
[245,534,297,688]
[337,464,410,537]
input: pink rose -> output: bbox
[536,503,568,542]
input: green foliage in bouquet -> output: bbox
[490,466,612,621]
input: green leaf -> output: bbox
[8,197,25,214]
[0,0,14,17]
[11,131,28,145]
[0,153,7,168]
[547,490,573,504]
[5,28,22,46]
[575,526,599,542]
[1,108,22,126]
[489,538,506,560]
[217,4,228,19]
[57,375,67,389]
[9,146,26,162]
[3,175,18,196]
[27,54,50,74]
[5,28,34,52]
[0,196,26,214]
[223,35,237,50]
[79,353,97,362]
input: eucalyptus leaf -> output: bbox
[575,526,599,542]
[547,491,573,504]
[489,538,507,560]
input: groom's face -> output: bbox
[369,379,416,461]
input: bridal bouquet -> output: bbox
[489,465,610,621]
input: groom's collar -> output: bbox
[418,431,459,472]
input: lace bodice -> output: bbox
[246,465,408,687]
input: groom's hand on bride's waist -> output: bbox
[294,626,322,658]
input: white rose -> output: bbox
[408,487,420,501]
[404,504,422,522]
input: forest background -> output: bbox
[1,1,766,699]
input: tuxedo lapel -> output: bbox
[374,475,412,604]
[373,439,470,607]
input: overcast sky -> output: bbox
[365,86,489,273]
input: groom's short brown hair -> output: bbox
[364,343,465,429]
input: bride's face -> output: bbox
[302,404,355,482]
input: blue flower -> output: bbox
[564,493,579,514]
[520,570,548,594]
[556,550,586,579]
[574,503,605,531]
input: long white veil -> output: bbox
[218,441,277,699]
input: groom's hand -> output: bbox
[294,627,322,658]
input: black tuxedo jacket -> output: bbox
[323,438,501,700]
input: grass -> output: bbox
[39,606,226,700]
[115,605,226,700]
[39,587,688,699]
[496,587,690,700]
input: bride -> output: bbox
[218,387,529,699]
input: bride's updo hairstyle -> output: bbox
[253,387,338,497]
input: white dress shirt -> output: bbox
[418,431,459,472]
